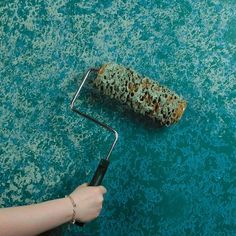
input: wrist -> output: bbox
[59,197,75,223]
[65,195,77,224]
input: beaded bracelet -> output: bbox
[66,195,77,224]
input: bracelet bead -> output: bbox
[65,195,77,224]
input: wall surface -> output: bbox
[0,0,235,235]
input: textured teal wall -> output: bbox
[0,0,235,235]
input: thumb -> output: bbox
[80,183,89,187]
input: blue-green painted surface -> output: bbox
[0,0,235,235]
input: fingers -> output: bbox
[98,186,107,194]
[79,183,107,194]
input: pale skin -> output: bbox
[0,183,107,236]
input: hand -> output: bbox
[70,183,107,223]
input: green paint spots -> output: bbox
[224,19,236,44]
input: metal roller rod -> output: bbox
[70,68,118,161]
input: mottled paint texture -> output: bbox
[0,0,235,236]
[94,63,186,125]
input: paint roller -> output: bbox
[70,63,187,226]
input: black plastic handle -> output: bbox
[75,159,110,227]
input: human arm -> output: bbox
[0,183,107,236]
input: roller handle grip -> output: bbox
[75,159,109,227]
